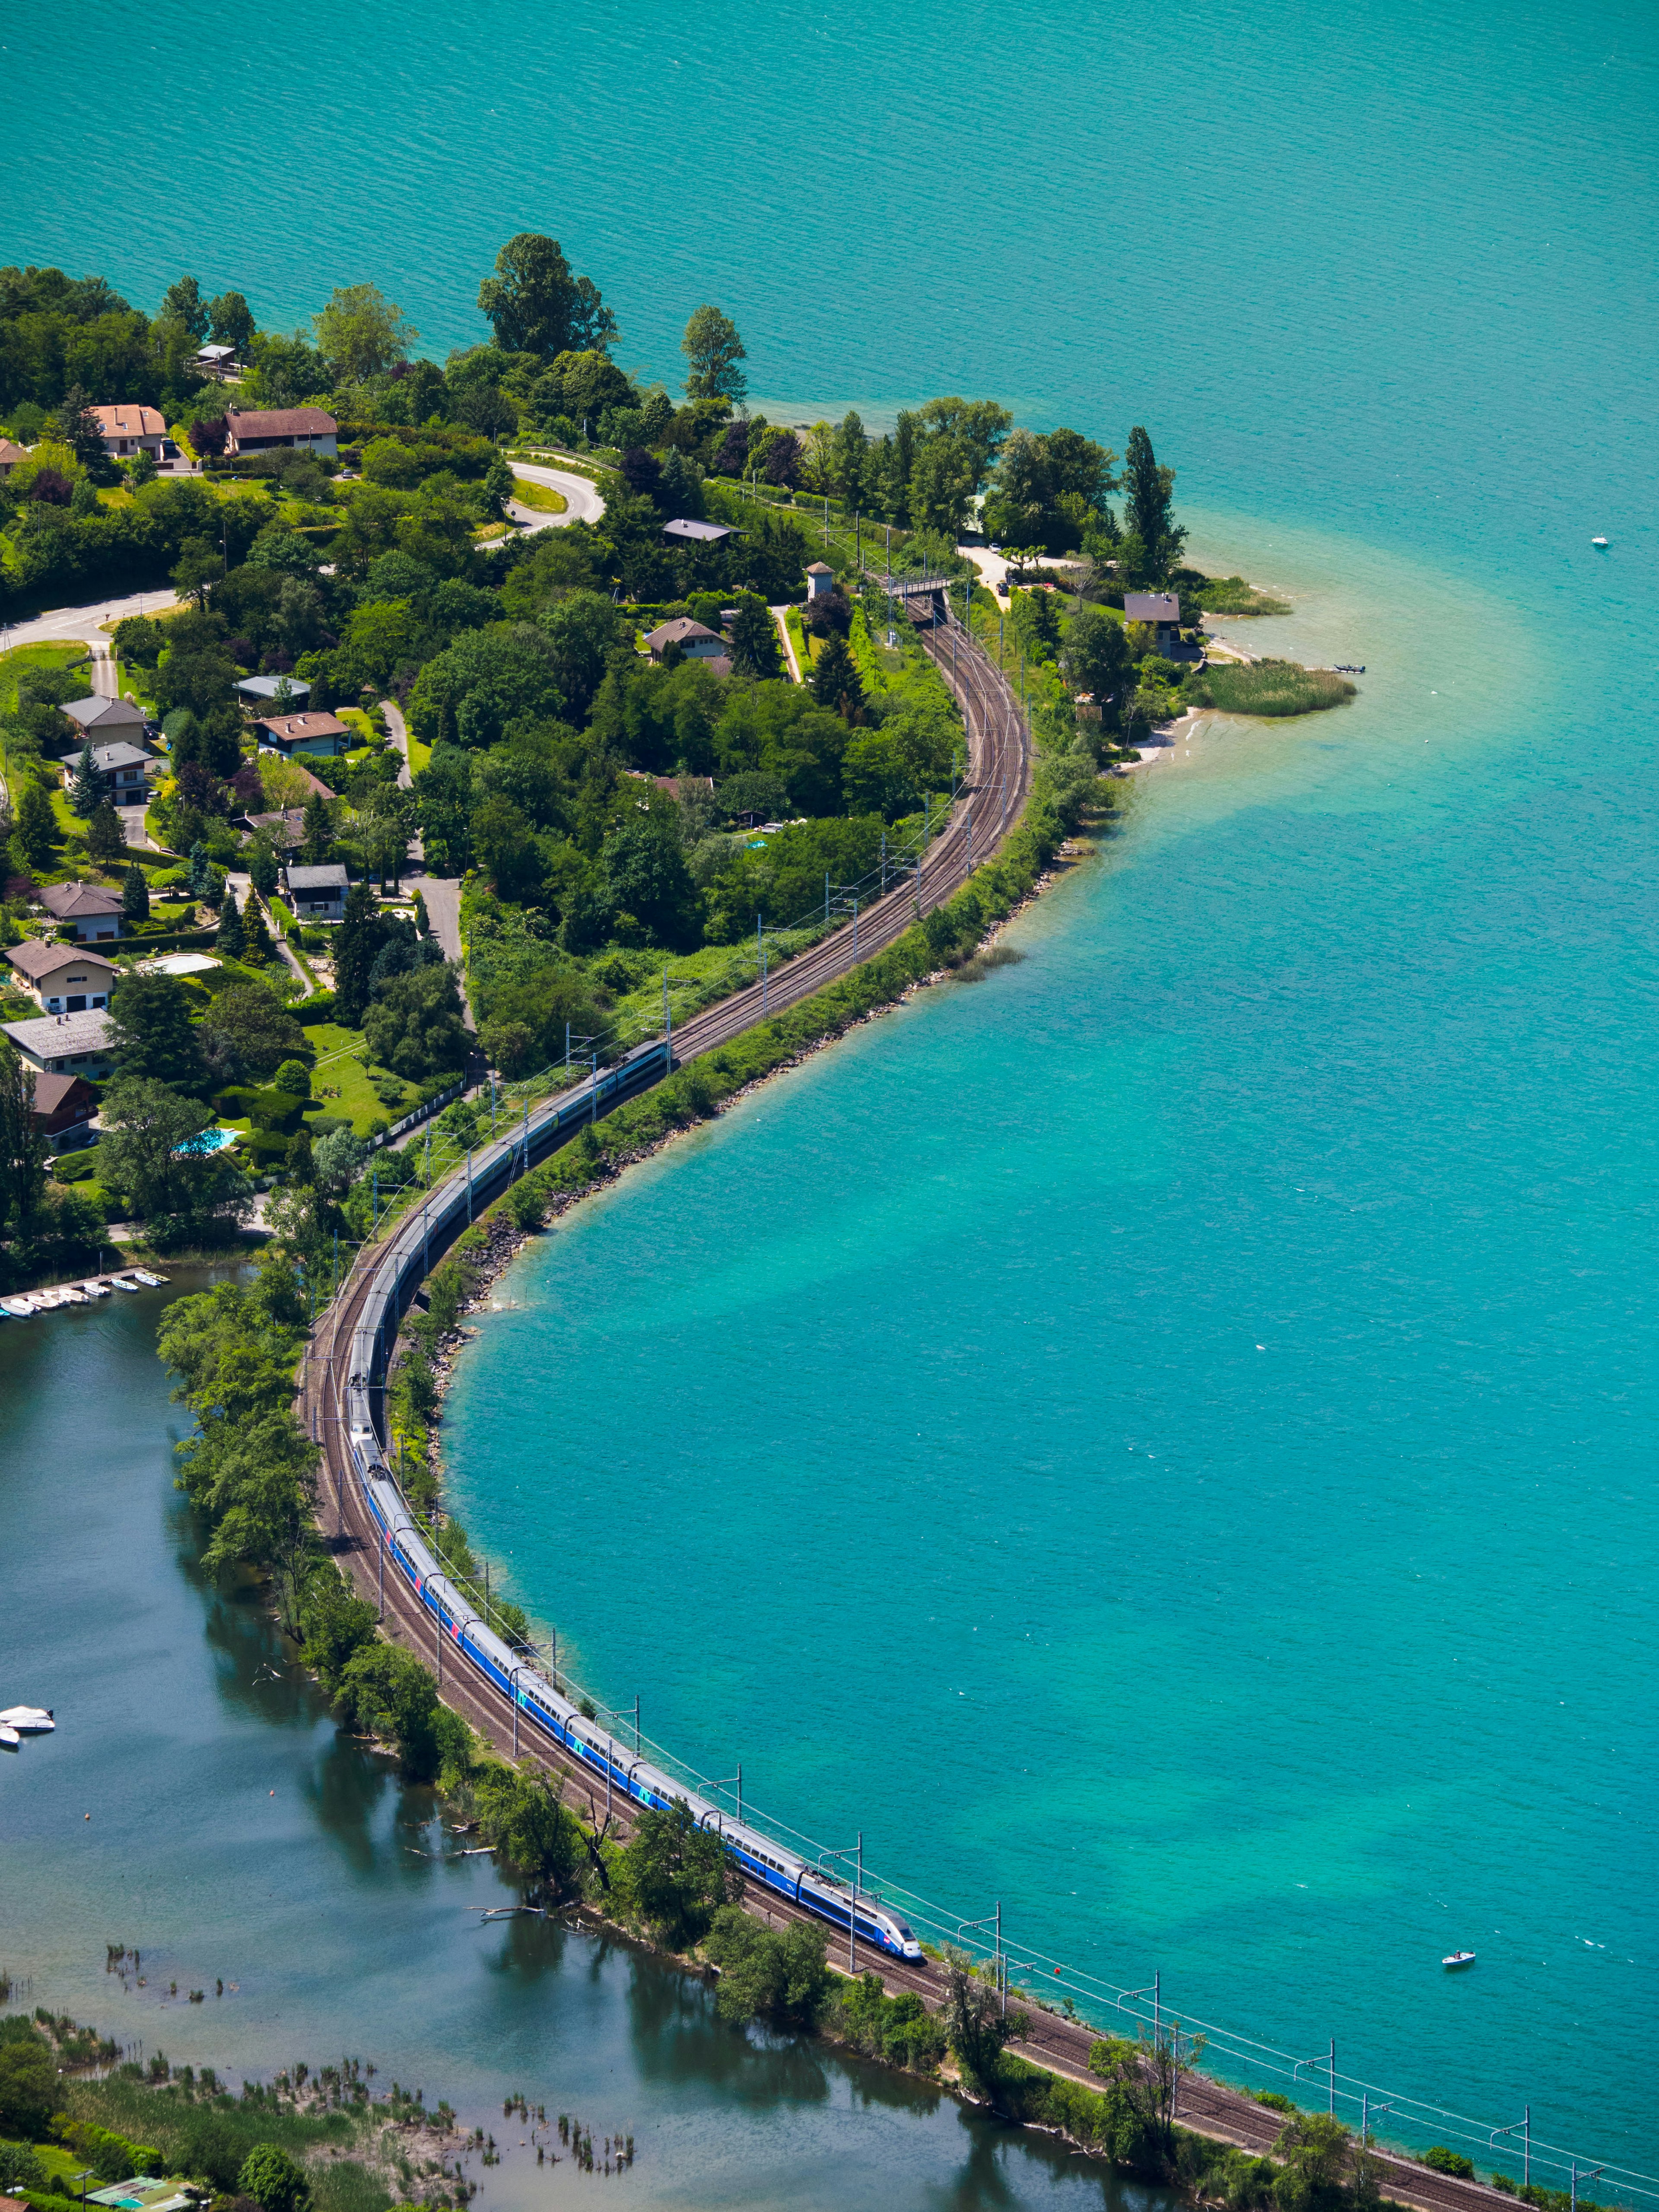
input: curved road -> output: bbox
[504,459,607,534]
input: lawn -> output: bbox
[303,1022,413,1135]
[510,477,568,514]
[0,641,86,710]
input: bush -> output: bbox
[1424,2148,1478,2180]
[1186,660,1356,718]
[0,2031,57,2138]
[238,2146,312,2212]
[272,1059,312,1097]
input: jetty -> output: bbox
[1,1266,166,1318]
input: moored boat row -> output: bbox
[0,1268,167,1319]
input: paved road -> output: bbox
[381,696,414,792]
[2,588,181,653]
[771,605,804,682]
[506,460,607,528]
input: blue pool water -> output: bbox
[7,0,1659,2187]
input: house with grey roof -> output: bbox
[1122,591,1184,649]
[235,674,311,711]
[643,617,726,664]
[62,694,148,739]
[661,518,737,546]
[283,862,349,919]
[3,1007,115,1080]
[223,406,338,458]
[62,737,158,810]
[38,880,123,943]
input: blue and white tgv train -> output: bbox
[350,1449,923,1963]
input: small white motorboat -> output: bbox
[60,1287,90,1305]
[3,1297,36,1319]
[1443,1950,1476,1970]
[1592,536,1608,547]
[0,1707,55,1734]
[109,1276,140,1293]
[85,1281,112,1299]
[0,1726,19,1751]
[132,1269,164,1288]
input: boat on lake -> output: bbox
[1443,1950,1476,1969]
[0,1706,55,1733]
[131,1269,165,1288]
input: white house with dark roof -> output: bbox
[38,880,123,943]
[5,941,118,1014]
[3,1007,115,1080]
[223,406,338,458]
[89,404,168,459]
[61,737,157,810]
[643,617,725,664]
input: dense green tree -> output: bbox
[112,613,165,667]
[915,396,1013,491]
[200,979,306,1083]
[1121,425,1186,582]
[299,1572,379,1693]
[477,233,618,358]
[728,597,782,680]
[338,1640,468,1783]
[703,1907,832,2028]
[236,2147,311,2212]
[405,624,566,749]
[831,410,870,508]
[300,791,334,864]
[474,1767,585,1899]
[809,631,865,720]
[0,1040,50,1247]
[87,800,128,865]
[0,2035,57,2140]
[121,861,150,921]
[14,780,57,871]
[171,534,222,610]
[601,812,698,947]
[362,962,468,1079]
[206,289,255,352]
[69,740,101,814]
[55,381,111,476]
[108,970,212,1093]
[161,273,210,341]
[246,833,280,900]
[242,895,276,965]
[311,282,416,381]
[537,590,620,721]
[680,304,747,405]
[617,1797,741,1949]
[1060,604,1132,710]
[214,885,247,961]
[332,882,385,1027]
[906,437,977,536]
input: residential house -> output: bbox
[90,404,168,461]
[661,518,737,547]
[5,941,118,1014]
[0,439,28,477]
[805,561,835,600]
[1122,591,1184,650]
[643,617,727,664]
[30,1070,99,1155]
[62,694,148,742]
[192,342,242,381]
[241,807,308,853]
[38,881,123,943]
[254,710,352,760]
[3,1008,115,1080]
[283,862,349,919]
[235,674,311,712]
[60,737,157,810]
[222,406,338,458]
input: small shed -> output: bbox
[805,561,835,600]
[31,1070,99,1154]
[662,518,737,547]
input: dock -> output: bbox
[0,1267,168,1318]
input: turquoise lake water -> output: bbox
[7,0,1659,2189]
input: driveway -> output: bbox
[419,874,475,1031]
[381,696,414,792]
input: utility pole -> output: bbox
[757,913,768,1014]
[662,966,672,1070]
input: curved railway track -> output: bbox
[293,614,1522,2212]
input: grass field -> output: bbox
[304,1022,406,1133]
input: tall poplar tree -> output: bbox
[1122,426,1186,582]
[333,882,384,1028]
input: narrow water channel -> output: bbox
[0,1278,1168,2210]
